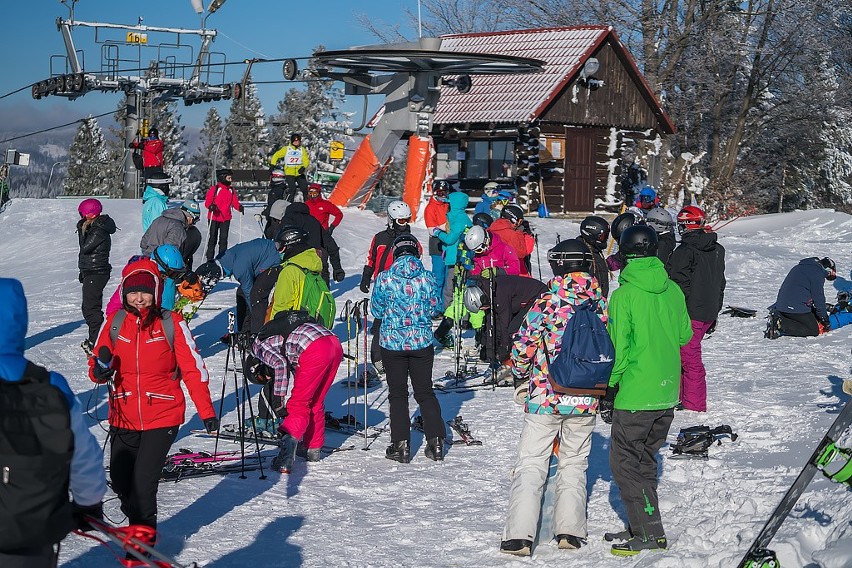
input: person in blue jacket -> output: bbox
[772,257,835,337]
[433,191,472,312]
[141,172,171,232]
[196,237,284,333]
[0,278,107,567]
[474,182,500,217]
[371,235,446,464]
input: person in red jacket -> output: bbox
[305,183,343,231]
[488,204,535,276]
[129,127,165,180]
[89,263,217,531]
[424,180,450,308]
[204,168,244,261]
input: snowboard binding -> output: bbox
[671,425,738,458]
[741,549,779,568]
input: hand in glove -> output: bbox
[238,204,245,214]
[333,269,346,283]
[72,501,104,532]
[298,166,305,176]
[328,224,335,235]
[91,355,114,384]
[430,227,443,238]
[204,416,220,434]
[78,272,84,284]
[359,266,373,294]
[706,320,717,335]
[520,219,532,234]
[209,203,220,216]
[819,316,831,332]
[599,386,618,424]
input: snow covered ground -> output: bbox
[1,198,851,567]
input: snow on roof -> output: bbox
[434,26,612,125]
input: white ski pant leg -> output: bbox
[502,413,595,542]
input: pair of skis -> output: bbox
[411,415,483,446]
[75,516,196,567]
[192,427,358,453]
[161,448,268,481]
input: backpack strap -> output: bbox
[109,309,174,351]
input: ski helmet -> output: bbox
[820,257,837,281]
[151,244,186,279]
[501,204,525,226]
[646,207,674,234]
[269,199,290,221]
[619,225,659,259]
[387,200,412,226]
[181,200,201,223]
[147,171,172,186]
[579,215,610,249]
[274,225,309,254]
[392,234,420,260]
[463,285,487,313]
[472,212,493,229]
[611,211,644,241]
[307,183,322,199]
[637,186,658,209]
[482,181,500,198]
[547,239,592,275]
[148,127,159,139]
[464,225,491,254]
[270,167,286,185]
[196,261,223,283]
[432,179,452,196]
[243,354,274,385]
[78,198,102,218]
[676,206,706,234]
[216,168,233,185]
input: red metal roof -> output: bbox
[434,26,672,133]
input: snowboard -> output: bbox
[446,416,482,446]
[721,305,757,318]
[738,398,852,567]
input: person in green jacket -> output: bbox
[601,224,692,557]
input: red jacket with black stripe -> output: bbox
[89,308,215,430]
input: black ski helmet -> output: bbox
[819,257,837,280]
[619,225,658,259]
[392,234,420,260]
[472,212,493,229]
[500,204,525,226]
[216,168,233,185]
[547,239,593,275]
[611,211,644,241]
[274,225,309,255]
[579,215,610,249]
[243,354,274,385]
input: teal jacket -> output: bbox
[435,192,471,266]
[142,186,168,232]
[607,256,692,411]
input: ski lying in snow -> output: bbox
[446,416,482,446]
[721,305,757,318]
[324,412,385,438]
[190,429,357,454]
[77,516,198,567]
[738,398,852,567]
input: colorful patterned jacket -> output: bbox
[511,272,607,415]
[371,255,439,351]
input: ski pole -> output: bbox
[362,297,369,450]
[214,312,236,457]
[240,350,268,480]
[343,300,353,422]
[534,232,542,281]
[490,274,498,390]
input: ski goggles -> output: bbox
[472,241,489,254]
[395,217,411,226]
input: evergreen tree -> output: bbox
[64,117,110,196]
[224,79,268,170]
[150,99,195,198]
[190,107,224,190]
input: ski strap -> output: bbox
[109,310,175,351]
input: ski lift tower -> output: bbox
[313,37,543,210]
[33,0,239,198]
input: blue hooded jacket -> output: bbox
[217,238,281,296]
[371,255,439,351]
[141,185,168,232]
[435,191,471,266]
[774,258,829,319]
[0,278,106,507]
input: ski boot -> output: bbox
[764,310,782,339]
[556,534,586,549]
[385,440,411,464]
[610,535,667,557]
[603,529,631,542]
[81,339,94,357]
[424,437,445,461]
[499,539,532,557]
[272,432,298,473]
[296,444,322,462]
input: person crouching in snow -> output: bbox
[500,239,606,557]
[251,310,343,473]
[602,225,691,556]
[771,256,836,337]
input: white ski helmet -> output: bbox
[387,200,411,222]
[646,207,675,233]
[463,285,487,313]
[464,225,491,253]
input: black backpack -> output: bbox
[0,362,75,551]
[257,309,318,343]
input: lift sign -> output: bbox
[126,32,148,45]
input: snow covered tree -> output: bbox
[149,98,195,198]
[64,117,111,196]
[223,79,268,170]
[190,107,224,190]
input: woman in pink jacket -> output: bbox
[464,225,521,276]
[204,168,243,261]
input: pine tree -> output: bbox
[64,117,110,196]
[224,79,268,170]
[190,107,224,190]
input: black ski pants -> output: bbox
[109,426,178,529]
[181,225,202,270]
[371,319,382,365]
[609,408,674,541]
[81,272,110,345]
[0,544,58,568]
[778,310,820,337]
[258,381,285,420]
[205,219,231,262]
[236,287,250,332]
[285,175,307,202]
[381,346,446,442]
[248,266,282,334]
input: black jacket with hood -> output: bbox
[666,230,726,322]
[77,215,117,274]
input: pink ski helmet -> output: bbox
[78,198,103,218]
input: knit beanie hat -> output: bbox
[123,272,156,296]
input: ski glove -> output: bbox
[599,386,618,424]
[209,204,220,216]
[359,266,373,294]
[333,269,346,283]
[298,167,305,175]
[72,501,103,532]
[204,417,220,434]
[91,356,115,383]
[238,205,245,214]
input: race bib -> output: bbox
[285,149,303,166]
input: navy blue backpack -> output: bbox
[543,301,614,396]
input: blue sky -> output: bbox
[0,0,416,133]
